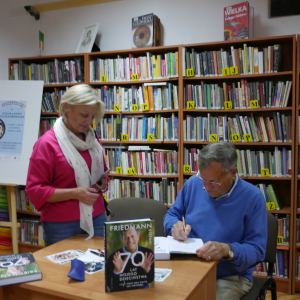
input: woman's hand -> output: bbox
[75,187,99,206]
[92,179,108,192]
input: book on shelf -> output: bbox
[184,80,292,109]
[183,113,292,143]
[154,236,204,260]
[18,217,44,246]
[183,43,282,76]
[257,184,282,211]
[131,13,160,49]
[90,51,178,82]
[10,59,84,84]
[273,214,290,245]
[224,1,254,41]
[0,252,42,286]
[105,219,155,293]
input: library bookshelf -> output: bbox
[181,35,296,294]
[7,53,87,253]
[293,34,300,294]
[87,45,183,203]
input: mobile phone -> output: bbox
[96,168,111,185]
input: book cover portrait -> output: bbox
[132,13,154,48]
[105,220,155,292]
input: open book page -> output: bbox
[167,236,203,253]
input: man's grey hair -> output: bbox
[197,142,237,173]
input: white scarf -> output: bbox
[53,117,104,240]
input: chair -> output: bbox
[107,197,168,236]
[241,212,277,300]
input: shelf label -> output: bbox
[187,101,195,109]
[101,75,107,82]
[266,202,276,211]
[132,73,139,81]
[121,134,128,141]
[231,133,240,142]
[222,67,231,76]
[127,168,136,175]
[250,100,259,109]
[261,168,270,177]
[27,205,33,213]
[142,103,149,111]
[277,236,284,245]
[183,165,191,173]
[209,134,218,142]
[230,66,238,75]
[42,240,45,247]
[147,134,154,141]
[116,167,123,174]
[243,133,252,142]
[131,104,138,111]
[186,68,194,77]
[114,105,120,112]
[224,101,232,110]
[103,194,107,201]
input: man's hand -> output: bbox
[112,251,127,273]
[171,221,191,241]
[196,241,229,261]
[140,252,154,273]
[75,187,99,206]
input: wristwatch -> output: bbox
[227,244,234,260]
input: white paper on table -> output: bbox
[167,236,203,253]
[77,248,105,263]
[155,268,172,282]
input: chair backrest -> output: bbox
[107,198,168,236]
[264,212,278,264]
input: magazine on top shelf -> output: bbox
[0,252,42,286]
[105,218,155,293]
[224,1,254,40]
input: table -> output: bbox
[0,235,217,300]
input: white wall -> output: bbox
[0,0,299,80]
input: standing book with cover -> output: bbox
[224,1,254,40]
[132,13,160,49]
[105,218,155,293]
[0,252,42,286]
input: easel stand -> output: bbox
[0,184,19,254]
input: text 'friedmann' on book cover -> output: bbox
[105,219,155,293]
[224,1,253,41]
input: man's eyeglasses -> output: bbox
[196,172,222,187]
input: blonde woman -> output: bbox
[26,84,108,246]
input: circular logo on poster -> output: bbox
[0,119,5,140]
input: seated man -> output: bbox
[164,142,267,300]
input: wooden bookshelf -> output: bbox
[87,45,183,202]
[293,34,300,294]
[182,35,296,294]
[7,53,88,252]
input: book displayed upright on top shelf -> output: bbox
[105,219,155,293]
[132,13,160,48]
[0,252,42,286]
[224,1,254,40]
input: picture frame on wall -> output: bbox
[76,24,99,53]
[268,0,300,18]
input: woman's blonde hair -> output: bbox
[60,84,105,123]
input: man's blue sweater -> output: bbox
[164,175,267,282]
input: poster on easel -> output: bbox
[0,80,43,185]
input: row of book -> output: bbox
[89,52,179,82]
[105,178,178,205]
[257,184,282,211]
[183,113,292,143]
[184,44,281,77]
[98,114,179,141]
[183,147,292,177]
[41,89,66,113]
[296,250,300,279]
[274,214,290,245]
[184,80,292,109]
[295,217,300,245]
[96,83,179,112]
[18,217,43,246]
[11,59,84,84]
[40,118,56,137]
[16,188,39,213]
[104,148,178,175]
[253,250,288,278]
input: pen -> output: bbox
[90,251,104,257]
[182,215,187,242]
